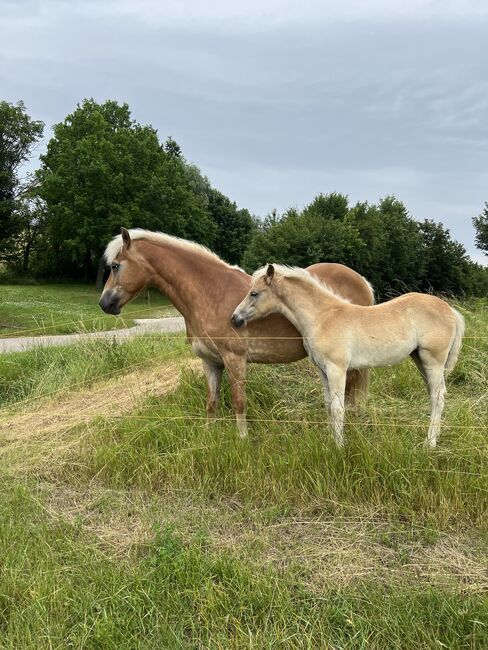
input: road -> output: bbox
[0,317,186,354]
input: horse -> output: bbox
[231,264,464,448]
[99,228,374,437]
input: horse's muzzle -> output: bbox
[231,313,245,328]
[99,292,121,315]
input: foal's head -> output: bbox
[99,228,152,315]
[231,264,279,327]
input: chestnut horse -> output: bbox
[99,228,374,436]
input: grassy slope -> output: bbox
[0,300,486,648]
[0,284,176,337]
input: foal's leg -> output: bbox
[410,350,428,387]
[223,353,248,438]
[202,359,224,420]
[322,363,347,447]
[418,352,447,448]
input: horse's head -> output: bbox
[99,228,151,315]
[231,263,278,327]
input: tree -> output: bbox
[243,193,364,272]
[164,136,182,158]
[36,99,214,279]
[418,220,468,294]
[473,203,488,255]
[207,189,256,265]
[1,196,48,274]
[374,196,424,296]
[0,101,43,253]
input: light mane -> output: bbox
[104,228,245,272]
[253,264,351,303]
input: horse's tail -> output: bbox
[445,307,465,375]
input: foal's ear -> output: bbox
[265,263,275,285]
[121,227,131,250]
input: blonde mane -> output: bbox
[253,264,351,303]
[104,229,245,272]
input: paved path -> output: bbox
[0,317,186,354]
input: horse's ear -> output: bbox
[121,227,131,250]
[265,264,275,285]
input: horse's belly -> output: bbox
[246,337,306,364]
[351,338,416,369]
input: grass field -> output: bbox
[0,299,486,648]
[0,284,177,337]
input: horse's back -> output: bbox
[306,262,373,306]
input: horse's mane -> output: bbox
[253,264,351,303]
[104,229,245,272]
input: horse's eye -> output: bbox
[250,291,259,298]
[111,263,120,272]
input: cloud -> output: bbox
[1,0,487,260]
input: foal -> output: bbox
[232,264,464,448]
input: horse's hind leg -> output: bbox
[418,352,446,448]
[345,368,369,407]
[202,359,224,420]
[410,350,428,387]
[222,353,248,438]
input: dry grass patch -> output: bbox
[31,477,488,596]
[0,357,200,474]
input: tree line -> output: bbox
[1,98,487,299]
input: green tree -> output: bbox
[243,194,364,272]
[207,189,255,265]
[473,203,488,255]
[37,99,214,279]
[374,196,424,296]
[2,196,48,274]
[0,101,43,253]
[418,220,468,294]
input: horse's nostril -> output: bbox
[232,314,244,328]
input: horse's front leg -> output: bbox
[322,363,347,447]
[202,359,224,421]
[222,353,248,438]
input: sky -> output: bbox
[1,0,487,263]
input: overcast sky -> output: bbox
[2,0,487,262]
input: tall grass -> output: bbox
[0,300,486,647]
[0,480,486,649]
[0,334,188,408]
[71,355,487,529]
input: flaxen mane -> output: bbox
[104,228,245,272]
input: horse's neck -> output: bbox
[277,278,340,335]
[146,242,227,322]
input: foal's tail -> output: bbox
[445,307,465,375]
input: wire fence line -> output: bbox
[0,304,175,338]
[0,306,487,340]
[75,414,488,430]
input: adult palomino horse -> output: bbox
[232,264,464,447]
[99,228,374,436]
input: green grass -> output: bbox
[0,334,188,409]
[0,284,176,337]
[0,480,486,649]
[0,300,486,647]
